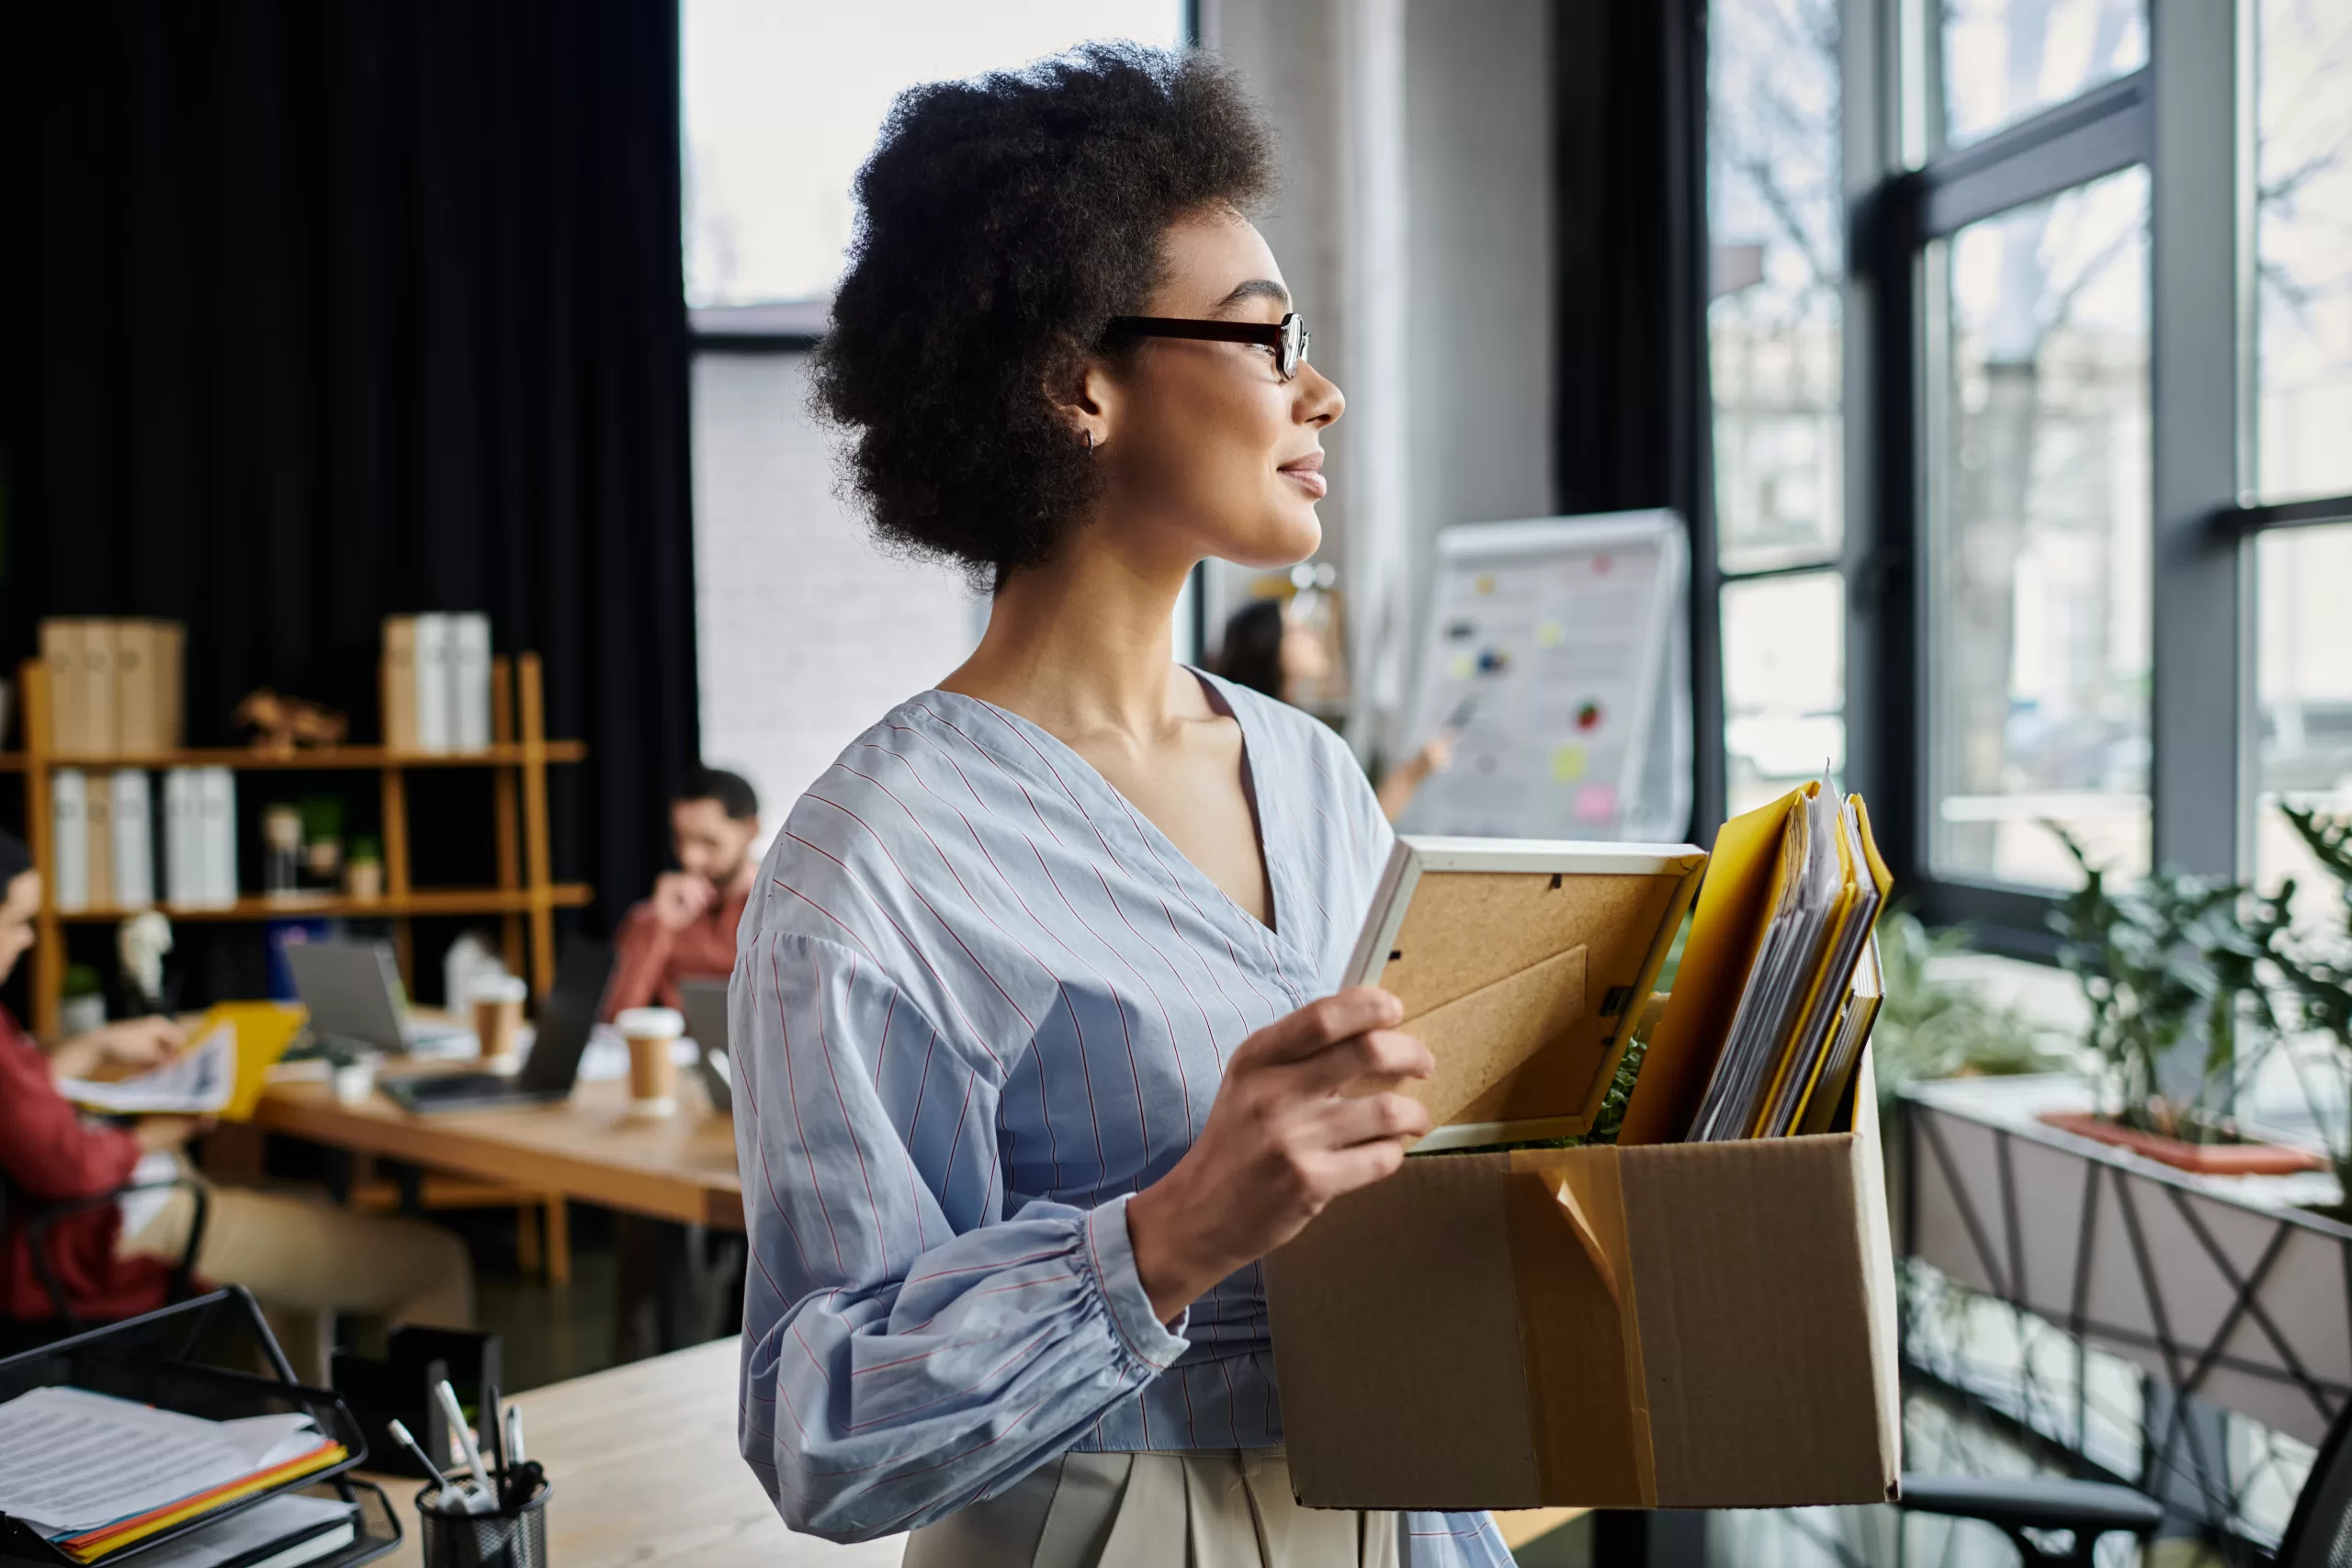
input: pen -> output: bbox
[386,1419,454,1502]
[486,1383,505,1479]
[504,1404,526,1467]
[433,1380,499,1512]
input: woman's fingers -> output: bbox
[1231,987,1402,1068]
[1283,1027,1433,1099]
[1311,1089,1432,1149]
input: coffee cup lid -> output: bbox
[472,975,529,1004]
[616,1006,685,1037]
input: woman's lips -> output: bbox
[1280,454,1328,499]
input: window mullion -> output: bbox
[2148,0,2248,878]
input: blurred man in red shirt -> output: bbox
[604,768,762,1020]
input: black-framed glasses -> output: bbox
[1103,311,1311,381]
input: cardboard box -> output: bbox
[1264,841,1901,1511]
[1266,1063,1898,1510]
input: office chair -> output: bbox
[1902,1379,2352,1566]
[0,1174,210,1354]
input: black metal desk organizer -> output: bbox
[0,1287,401,1567]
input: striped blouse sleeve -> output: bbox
[730,929,1191,1542]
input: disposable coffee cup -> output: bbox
[616,1007,684,1115]
[472,975,529,1066]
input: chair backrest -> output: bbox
[2278,1395,2352,1566]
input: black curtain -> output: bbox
[1554,0,1718,833]
[0,0,695,941]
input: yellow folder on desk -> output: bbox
[211,1001,308,1120]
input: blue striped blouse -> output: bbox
[729,671,1511,1565]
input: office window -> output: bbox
[2254,523,2352,908]
[1926,167,2150,888]
[684,0,1186,308]
[2253,0,2352,503]
[1939,0,2147,151]
[1707,0,1846,818]
[1723,570,1846,816]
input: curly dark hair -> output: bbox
[813,44,1276,583]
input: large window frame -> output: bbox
[1812,0,2352,960]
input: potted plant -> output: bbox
[345,835,384,901]
[2263,807,2352,1217]
[2041,828,2322,1174]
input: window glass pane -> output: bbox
[1707,0,1844,575]
[1940,0,2146,151]
[683,0,1186,308]
[1928,166,2150,888]
[2253,524,2352,915]
[1724,571,1846,818]
[2254,0,2352,503]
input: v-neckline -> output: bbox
[926,671,1287,945]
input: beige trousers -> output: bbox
[901,1450,1398,1568]
[118,1178,473,1382]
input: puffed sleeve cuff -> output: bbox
[1082,1193,1190,1374]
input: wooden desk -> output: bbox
[248,1072,743,1230]
[369,1338,901,1568]
[365,1337,1574,1565]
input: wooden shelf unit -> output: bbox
[10,651,590,1036]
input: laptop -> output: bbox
[679,977,734,1114]
[379,938,616,1113]
[286,941,476,1055]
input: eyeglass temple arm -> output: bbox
[1103,316,1282,346]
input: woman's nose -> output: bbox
[1298,363,1344,428]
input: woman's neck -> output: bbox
[941,532,1198,745]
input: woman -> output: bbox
[731,46,1510,1567]
[1215,599,1455,822]
[0,830,471,1377]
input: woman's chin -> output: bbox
[1212,508,1323,570]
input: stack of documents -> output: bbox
[1618,778,1891,1146]
[0,1387,348,1562]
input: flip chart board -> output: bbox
[1397,511,1691,842]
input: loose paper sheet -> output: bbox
[60,1025,234,1115]
[0,1386,318,1536]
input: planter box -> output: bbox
[1905,1075,2352,1447]
[2036,1111,2330,1177]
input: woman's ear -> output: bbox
[1046,353,1121,452]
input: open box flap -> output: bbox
[1350,839,1705,1140]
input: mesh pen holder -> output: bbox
[414,1477,551,1568]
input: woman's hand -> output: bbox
[1125,987,1432,1323]
[93,1017,187,1071]
[48,1016,187,1083]
[132,1114,211,1155]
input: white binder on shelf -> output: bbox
[51,769,90,912]
[451,614,492,750]
[164,769,199,906]
[198,767,239,907]
[413,614,454,753]
[111,769,156,909]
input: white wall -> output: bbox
[690,351,981,838]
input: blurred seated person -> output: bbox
[605,767,762,1020]
[1215,597,1453,821]
[0,830,470,1374]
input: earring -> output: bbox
[1085,430,1096,454]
